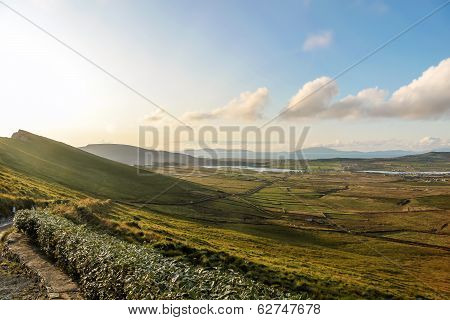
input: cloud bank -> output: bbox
[144,110,165,122]
[184,87,269,121]
[418,136,450,149]
[302,31,333,51]
[282,57,450,120]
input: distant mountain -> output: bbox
[184,148,255,159]
[80,144,446,163]
[184,147,419,160]
[295,147,419,159]
[80,144,195,166]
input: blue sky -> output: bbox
[0,0,449,151]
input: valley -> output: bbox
[0,131,449,299]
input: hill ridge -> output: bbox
[0,130,213,203]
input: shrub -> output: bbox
[14,210,304,300]
[50,198,111,224]
[153,242,309,294]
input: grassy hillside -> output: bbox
[0,130,215,203]
[1,130,448,299]
[0,164,85,219]
[0,165,82,200]
[146,166,450,299]
[395,152,450,162]
[15,210,301,299]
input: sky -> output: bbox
[0,0,449,152]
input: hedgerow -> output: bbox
[14,210,304,300]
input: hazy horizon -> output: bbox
[1,0,449,151]
[4,129,450,154]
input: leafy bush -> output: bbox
[153,241,309,293]
[14,210,304,300]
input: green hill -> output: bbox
[0,130,214,203]
[394,151,450,162]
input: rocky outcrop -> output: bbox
[11,129,32,142]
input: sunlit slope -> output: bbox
[0,130,213,202]
[0,164,84,199]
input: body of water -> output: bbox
[202,165,302,173]
[360,170,450,176]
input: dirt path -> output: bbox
[3,232,82,300]
[0,227,46,300]
[0,256,47,299]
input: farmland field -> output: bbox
[145,166,450,298]
[0,132,449,299]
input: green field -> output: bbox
[1,131,449,299]
[269,152,450,172]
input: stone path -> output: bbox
[0,254,46,300]
[4,232,82,300]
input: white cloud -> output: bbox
[418,136,449,148]
[302,31,333,52]
[282,57,450,120]
[387,58,450,119]
[283,77,338,118]
[183,87,269,121]
[415,136,450,150]
[419,136,440,145]
[144,110,165,122]
[326,87,388,118]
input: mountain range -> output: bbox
[183,147,421,160]
[80,144,437,166]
